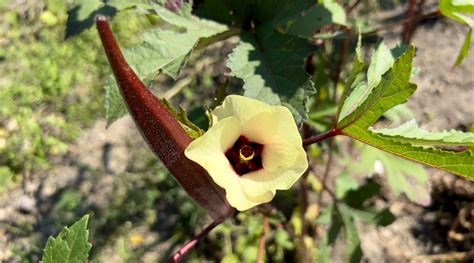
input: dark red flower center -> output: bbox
[225,136,263,176]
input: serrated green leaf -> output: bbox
[226,30,316,123]
[338,44,474,180]
[105,77,128,127]
[372,120,474,147]
[105,5,228,125]
[338,44,413,125]
[338,46,416,129]
[348,144,431,205]
[287,1,346,38]
[439,0,473,66]
[41,215,92,263]
[345,127,474,179]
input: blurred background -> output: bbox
[0,0,473,262]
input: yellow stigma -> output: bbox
[239,145,255,162]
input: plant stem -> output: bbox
[346,0,362,15]
[167,220,221,263]
[257,217,270,263]
[303,128,341,146]
[362,9,441,37]
[401,0,425,44]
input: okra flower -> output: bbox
[185,95,308,211]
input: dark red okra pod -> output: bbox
[96,16,234,221]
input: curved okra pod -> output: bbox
[95,16,234,221]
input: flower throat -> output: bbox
[225,136,263,176]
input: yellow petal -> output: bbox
[213,95,272,125]
[185,116,274,210]
[227,186,275,211]
[239,148,308,198]
[264,106,303,171]
[185,117,241,187]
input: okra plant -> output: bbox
[41,0,473,262]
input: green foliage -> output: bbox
[372,120,474,146]
[338,46,474,179]
[41,215,92,263]
[439,0,474,66]
[105,3,228,125]
[227,30,316,123]
[347,144,430,205]
[195,0,312,29]
[162,98,205,138]
[287,1,347,38]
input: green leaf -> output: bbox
[105,5,228,125]
[41,215,92,263]
[226,30,316,123]
[105,77,128,128]
[287,1,346,38]
[439,0,474,66]
[345,127,474,179]
[349,144,431,205]
[372,120,474,147]
[337,46,417,129]
[338,45,474,179]
[338,43,412,125]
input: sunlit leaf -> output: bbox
[372,120,474,147]
[105,5,228,125]
[41,215,92,263]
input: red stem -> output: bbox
[302,128,342,146]
[257,217,270,263]
[95,16,234,221]
[167,220,221,263]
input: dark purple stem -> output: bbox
[302,128,342,146]
[167,221,221,263]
